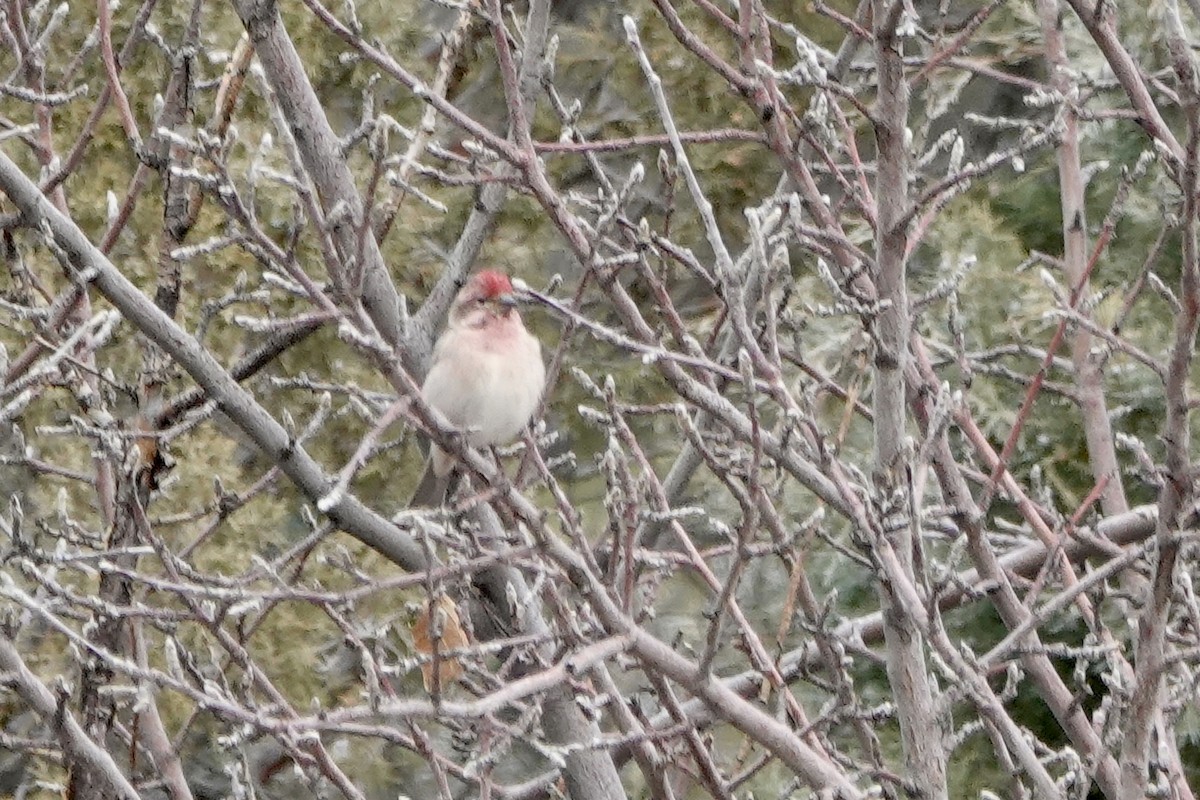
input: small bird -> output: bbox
[410,270,546,506]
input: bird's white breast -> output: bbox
[421,317,545,448]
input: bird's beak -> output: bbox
[496,292,520,308]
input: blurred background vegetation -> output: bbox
[1,0,1195,796]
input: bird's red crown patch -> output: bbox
[476,270,513,298]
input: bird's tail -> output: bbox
[409,458,455,507]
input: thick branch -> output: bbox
[0,634,143,800]
[0,151,428,573]
[870,4,947,797]
[231,0,410,362]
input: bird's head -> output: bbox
[450,269,522,326]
